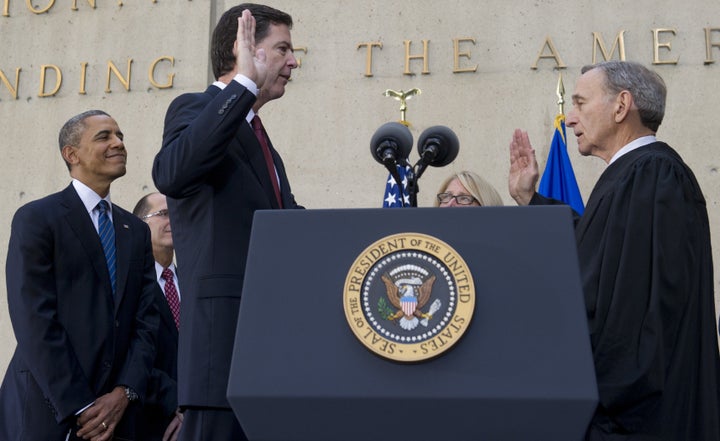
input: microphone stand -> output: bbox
[407,159,432,208]
[405,165,418,208]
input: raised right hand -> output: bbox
[233,9,268,89]
[508,129,539,206]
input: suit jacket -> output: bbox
[153,80,302,408]
[136,266,179,440]
[0,184,159,441]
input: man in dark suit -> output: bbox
[0,109,159,441]
[152,4,302,440]
[133,192,182,441]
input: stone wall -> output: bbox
[1,0,719,376]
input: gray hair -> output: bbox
[581,61,666,132]
[132,192,159,218]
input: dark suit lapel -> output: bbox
[112,209,132,309]
[155,286,179,338]
[268,140,293,208]
[206,83,279,208]
[238,122,281,209]
[60,185,114,303]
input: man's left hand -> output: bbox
[76,386,128,441]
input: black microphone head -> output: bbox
[417,125,459,167]
[370,122,413,165]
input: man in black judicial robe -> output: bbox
[508,61,720,440]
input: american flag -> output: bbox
[382,164,411,208]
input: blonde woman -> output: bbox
[435,171,503,207]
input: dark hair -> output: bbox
[58,109,110,170]
[582,61,666,132]
[132,192,157,218]
[211,3,293,79]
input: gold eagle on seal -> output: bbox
[381,273,440,331]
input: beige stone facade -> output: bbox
[1,0,719,376]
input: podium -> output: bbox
[228,207,597,441]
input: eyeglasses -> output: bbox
[142,209,169,220]
[437,193,478,205]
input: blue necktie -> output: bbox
[97,200,116,295]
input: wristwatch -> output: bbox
[124,386,139,402]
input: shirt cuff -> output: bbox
[75,401,94,415]
[232,74,258,96]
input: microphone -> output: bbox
[370,122,413,167]
[416,125,459,167]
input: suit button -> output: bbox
[103,361,111,369]
[218,109,225,115]
[115,320,120,328]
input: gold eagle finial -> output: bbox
[383,88,421,125]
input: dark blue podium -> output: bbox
[228,207,597,441]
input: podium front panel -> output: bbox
[228,207,597,441]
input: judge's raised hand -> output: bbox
[508,129,539,206]
[234,9,268,89]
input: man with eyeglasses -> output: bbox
[133,192,183,441]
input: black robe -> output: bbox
[533,141,720,440]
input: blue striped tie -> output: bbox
[97,200,116,295]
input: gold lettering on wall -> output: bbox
[26,0,54,14]
[0,67,20,99]
[148,56,175,89]
[592,31,626,63]
[79,62,88,94]
[105,59,133,92]
[452,37,478,73]
[293,46,308,68]
[71,0,95,10]
[652,28,679,65]
[404,40,430,75]
[38,64,61,97]
[704,28,720,64]
[531,36,567,69]
[1,56,176,99]
[357,41,382,77]
[2,0,159,15]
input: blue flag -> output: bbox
[382,164,410,208]
[538,114,584,215]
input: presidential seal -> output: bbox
[343,233,475,362]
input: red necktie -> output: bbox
[161,268,180,330]
[251,115,283,208]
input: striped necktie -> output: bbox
[96,200,116,295]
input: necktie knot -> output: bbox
[161,267,174,282]
[97,200,110,213]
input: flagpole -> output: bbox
[556,72,565,115]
